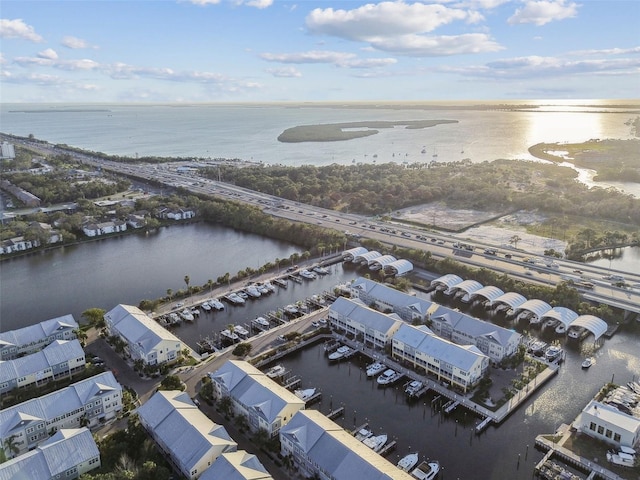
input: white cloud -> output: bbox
[260,50,397,68]
[369,33,503,56]
[0,18,44,42]
[266,66,302,77]
[570,46,640,56]
[242,0,273,8]
[508,0,579,26]
[188,0,223,5]
[38,48,58,60]
[61,36,94,49]
[189,0,272,7]
[306,1,480,41]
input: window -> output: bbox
[589,422,596,431]
[597,425,604,435]
[614,433,621,442]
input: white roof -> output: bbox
[0,372,120,437]
[0,339,84,384]
[350,277,433,316]
[572,315,608,340]
[138,391,237,474]
[431,274,463,289]
[368,255,397,268]
[200,451,273,480]
[471,286,505,303]
[582,400,640,433]
[383,259,413,276]
[280,410,414,480]
[209,361,304,423]
[451,280,483,295]
[354,251,382,263]
[0,428,98,480]
[0,314,77,349]
[517,299,552,318]
[493,292,527,309]
[393,323,488,371]
[330,297,403,337]
[541,307,578,327]
[342,247,368,260]
[105,304,182,355]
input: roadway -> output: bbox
[11,139,640,314]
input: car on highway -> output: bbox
[573,269,583,274]
[277,335,287,342]
[311,321,320,328]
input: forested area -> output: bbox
[204,159,640,227]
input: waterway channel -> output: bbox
[2,222,638,479]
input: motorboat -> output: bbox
[180,309,195,322]
[238,291,249,299]
[220,329,239,343]
[284,304,299,315]
[362,433,387,452]
[377,369,401,386]
[225,293,245,305]
[555,323,567,335]
[328,345,352,362]
[366,361,386,377]
[405,380,424,397]
[397,452,419,472]
[168,312,181,325]
[313,266,329,275]
[265,364,286,378]
[544,345,563,362]
[528,340,547,356]
[294,388,316,401]
[411,460,440,480]
[273,278,288,288]
[581,357,594,369]
[606,451,635,467]
[190,307,200,316]
[234,325,249,338]
[300,269,317,279]
[200,301,212,312]
[209,299,225,310]
[254,316,270,329]
[245,285,261,298]
[355,428,373,441]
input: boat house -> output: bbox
[208,360,305,438]
[138,390,237,480]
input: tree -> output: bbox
[166,288,173,301]
[82,308,106,329]
[159,375,184,391]
[183,275,190,290]
[509,235,521,250]
[2,435,20,461]
[74,328,88,346]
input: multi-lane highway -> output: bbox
[13,139,640,314]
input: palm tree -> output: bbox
[184,275,190,291]
[206,279,214,292]
[73,328,88,347]
[166,288,173,301]
[227,324,237,343]
[2,435,19,461]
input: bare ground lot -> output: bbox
[394,204,567,256]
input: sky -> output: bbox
[1,0,639,103]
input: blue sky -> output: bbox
[1,0,638,102]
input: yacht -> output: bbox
[544,345,564,362]
[294,388,316,401]
[328,345,352,362]
[209,299,225,310]
[312,266,330,275]
[366,361,386,377]
[168,312,181,325]
[200,301,212,312]
[245,285,261,298]
[355,428,373,441]
[397,452,419,472]
[265,364,286,378]
[284,304,299,315]
[405,380,424,397]
[180,309,195,322]
[363,433,387,452]
[411,460,440,480]
[234,325,249,338]
[377,369,401,386]
[220,329,239,343]
[254,316,270,329]
[225,293,245,305]
[300,269,317,280]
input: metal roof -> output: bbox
[368,255,397,268]
[471,286,505,303]
[431,274,463,288]
[0,314,77,350]
[200,451,273,480]
[330,297,403,337]
[517,299,552,318]
[451,279,483,295]
[383,259,413,276]
[341,247,368,260]
[541,307,578,327]
[572,315,608,340]
[493,292,527,309]
[354,251,382,264]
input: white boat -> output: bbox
[200,301,211,311]
[405,380,424,396]
[294,388,316,401]
[362,433,387,452]
[397,452,419,472]
[366,361,386,377]
[300,269,317,279]
[256,284,270,294]
[411,460,440,480]
[607,451,635,467]
[265,364,286,378]
[581,357,594,369]
[377,369,401,386]
[619,446,636,455]
[284,304,299,315]
[555,323,567,335]
[234,325,249,338]
[261,281,276,292]
[544,345,563,362]
[312,266,329,275]
[245,285,261,298]
[225,293,245,305]
[254,316,270,328]
[355,428,373,441]
[168,312,181,324]
[238,291,249,299]
[180,309,194,322]
[220,329,239,342]
[209,299,225,310]
[328,345,352,361]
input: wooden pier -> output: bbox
[378,440,397,457]
[475,416,492,434]
[327,406,344,420]
[443,400,460,415]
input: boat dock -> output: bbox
[378,440,397,457]
[327,406,344,420]
[443,400,460,415]
[272,278,288,288]
[304,390,322,406]
[283,376,301,390]
[475,416,492,434]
